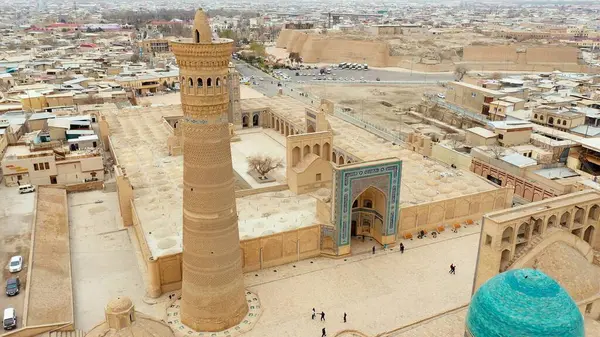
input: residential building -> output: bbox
[1,144,104,186]
[488,121,533,146]
[531,107,586,131]
[446,81,506,116]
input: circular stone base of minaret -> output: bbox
[166,291,261,337]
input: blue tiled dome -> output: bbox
[466,269,584,337]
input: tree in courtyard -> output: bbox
[491,72,502,80]
[247,155,283,180]
[454,65,469,81]
[488,145,505,159]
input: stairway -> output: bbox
[503,235,545,271]
[49,330,85,337]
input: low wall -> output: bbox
[470,159,560,202]
[398,187,513,236]
[0,322,72,337]
[240,224,321,272]
[235,183,289,198]
[143,223,322,297]
[431,144,472,171]
[65,180,104,193]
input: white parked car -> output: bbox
[8,256,22,273]
[437,93,446,99]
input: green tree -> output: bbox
[249,42,266,57]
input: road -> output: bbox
[0,185,35,329]
[277,67,454,83]
[234,61,452,97]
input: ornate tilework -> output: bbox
[333,160,402,247]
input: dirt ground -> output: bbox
[0,184,34,329]
[302,84,438,125]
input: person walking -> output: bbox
[321,327,327,337]
[399,243,404,254]
[452,264,457,274]
[372,246,375,254]
[343,312,347,323]
[312,308,316,320]
[320,311,326,321]
[449,264,454,274]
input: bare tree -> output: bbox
[247,155,283,179]
[488,145,505,159]
[491,72,502,80]
[454,65,469,81]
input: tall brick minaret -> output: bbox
[170,9,248,332]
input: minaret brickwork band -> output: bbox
[170,9,249,332]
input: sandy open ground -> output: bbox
[301,83,438,126]
[26,186,72,326]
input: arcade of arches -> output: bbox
[474,190,600,291]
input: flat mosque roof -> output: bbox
[106,99,496,258]
[105,105,319,258]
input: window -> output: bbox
[498,134,504,139]
[471,92,476,97]
[315,173,321,181]
[364,200,373,208]
[207,78,212,87]
[485,234,492,246]
[562,120,567,126]
[34,163,39,171]
[534,114,538,119]
[45,162,50,170]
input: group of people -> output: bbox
[312,308,347,337]
[449,264,457,274]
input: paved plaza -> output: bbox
[241,227,481,337]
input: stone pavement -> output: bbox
[240,225,481,337]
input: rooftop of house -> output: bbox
[467,127,497,138]
[577,137,600,152]
[450,81,505,96]
[501,153,538,168]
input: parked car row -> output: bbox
[3,255,23,330]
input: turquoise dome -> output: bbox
[466,269,584,337]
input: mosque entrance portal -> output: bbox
[330,159,402,256]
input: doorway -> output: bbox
[50,176,57,184]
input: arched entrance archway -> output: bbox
[313,143,320,156]
[589,205,600,221]
[323,142,331,161]
[500,249,511,272]
[560,211,570,229]
[339,156,345,165]
[253,114,259,127]
[533,218,543,236]
[350,186,387,243]
[547,214,557,228]
[501,226,513,245]
[292,147,301,166]
[242,115,249,128]
[332,159,402,255]
[583,226,595,245]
